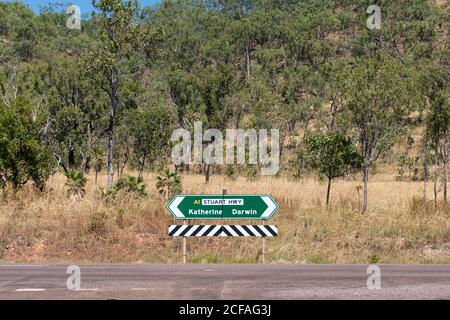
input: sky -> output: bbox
[4,0,161,14]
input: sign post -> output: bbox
[166,194,279,264]
[182,219,187,264]
[262,220,267,264]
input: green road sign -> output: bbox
[166,195,280,220]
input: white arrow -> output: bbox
[168,196,186,218]
[261,196,278,219]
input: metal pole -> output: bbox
[218,189,227,263]
[262,220,267,264]
[183,219,187,264]
[263,176,268,265]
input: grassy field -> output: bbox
[0,169,449,264]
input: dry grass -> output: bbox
[0,169,449,264]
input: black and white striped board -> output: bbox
[169,225,278,237]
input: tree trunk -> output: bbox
[423,156,428,200]
[423,173,427,200]
[107,112,114,188]
[245,41,251,79]
[357,187,361,211]
[326,176,332,207]
[205,164,210,184]
[107,83,117,189]
[68,141,75,170]
[444,157,448,203]
[362,164,369,213]
[83,156,91,173]
[119,161,126,179]
[95,169,98,184]
[434,157,438,209]
[54,154,69,175]
[84,121,93,173]
[328,98,338,131]
[139,154,146,179]
[170,86,188,130]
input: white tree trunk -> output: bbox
[362,164,369,213]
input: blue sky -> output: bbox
[4,0,160,14]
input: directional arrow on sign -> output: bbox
[167,196,185,218]
[166,195,280,220]
[261,196,278,219]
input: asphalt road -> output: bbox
[1,264,450,300]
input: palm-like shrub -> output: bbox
[101,175,146,202]
[156,170,182,199]
[91,147,105,184]
[114,175,146,197]
[65,170,87,200]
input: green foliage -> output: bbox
[65,170,87,199]
[243,165,259,182]
[368,253,381,264]
[87,0,165,188]
[426,93,450,154]
[156,170,182,199]
[101,175,147,201]
[199,63,236,129]
[114,175,147,197]
[125,105,174,172]
[225,165,237,180]
[339,54,421,164]
[396,155,420,182]
[92,148,105,175]
[0,98,53,192]
[301,132,361,181]
[301,131,361,204]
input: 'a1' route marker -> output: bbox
[166,195,279,220]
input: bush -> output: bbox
[244,165,259,182]
[368,253,381,264]
[396,154,420,181]
[91,147,105,183]
[156,170,182,199]
[115,175,146,197]
[65,170,87,200]
[87,211,108,236]
[225,165,237,180]
[102,175,146,201]
[0,98,54,192]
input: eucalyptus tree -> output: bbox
[213,0,260,78]
[87,0,164,188]
[0,98,53,192]
[36,54,106,172]
[301,132,361,206]
[427,93,450,203]
[339,54,420,212]
[420,42,450,204]
[120,103,174,178]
